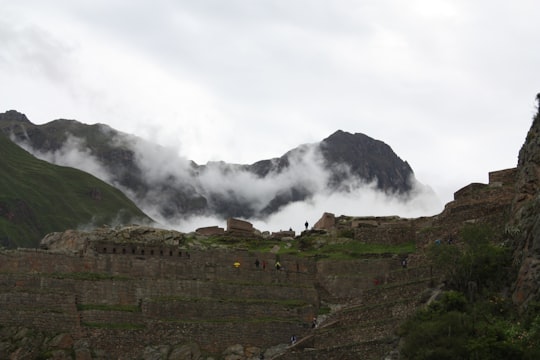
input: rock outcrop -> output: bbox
[510,94,540,310]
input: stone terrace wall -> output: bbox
[0,249,318,356]
[489,168,517,185]
[354,225,416,245]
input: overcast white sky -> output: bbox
[2,0,540,215]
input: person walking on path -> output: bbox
[290,335,297,345]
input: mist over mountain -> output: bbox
[0,128,152,248]
[0,110,441,231]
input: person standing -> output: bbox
[290,335,297,345]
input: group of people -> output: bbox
[232,258,284,271]
[254,258,269,270]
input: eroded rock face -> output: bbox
[511,94,540,310]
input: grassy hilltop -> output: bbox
[0,132,152,248]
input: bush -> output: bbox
[427,224,512,294]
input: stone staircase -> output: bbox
[274,265,433,359]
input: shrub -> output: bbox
[427,224,512,294]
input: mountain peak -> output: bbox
[320,129,413,193]
[0,110,31,124]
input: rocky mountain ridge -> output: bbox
[0,110,416,223]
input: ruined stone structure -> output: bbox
[270,230,296,239]
[226,218,255,237]
[313,212,335,230]
[195,226,225,236]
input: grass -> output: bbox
[318,305,331,315]
[50,272,131,281]
[196,233,416,260]
[81,322,145,330]
[162,317,302,324]
[77,304,141,312]
[148,296,311,308]
[0,131,151,249]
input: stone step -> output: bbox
[276,337,396,360]
[326,297,420,329]
[311,318,397,348]
[319,277,430,326]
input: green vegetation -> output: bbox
[50,272,131,281]
[149,296,310,308]
[0,132,151,248]
[318,305,331,315]
[195,233,415,260]
[399,224,540,359]
[77,304,141,312]
[427,225,510,293]
[290,238,415,259]
[163,317,301,324]
[82,322,145,330]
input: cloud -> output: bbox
[116,133,194,185]
[250,178,441,234]
[0,18,75,84]
[196,144,329,211]
[3,0,536,216]
[13,128,442,234]
[15,134,113,185]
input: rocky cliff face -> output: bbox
[510,94,540,310]
[0,111,416,223]
[319,130,413,193]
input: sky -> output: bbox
[2,1,540,231]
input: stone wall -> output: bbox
[226,218,255,236]
[313,212,335,230]
[0,248,319,357]
[489,168,517,185]
[195,226,225,236]
[354,225,416,245]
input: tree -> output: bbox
[427,224,511,294]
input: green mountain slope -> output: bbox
[0,132,153,248]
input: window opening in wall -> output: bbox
[103,248,107,253]
[132,248,136,254]
[178,251,182,257]
[150,250,154,255]
[122,248,126,254]
[141,249,145,255]
[113,248,116,253]
[160,250,163,256]
[169,250,173,256]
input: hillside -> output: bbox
[0,163,518,359]
[3,99,539,359]
[0,131,153,248]
[0,110,416,222]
